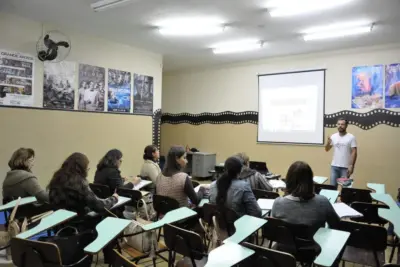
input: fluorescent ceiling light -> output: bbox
[303,26,373,41]
[211,39,264,54]
[302,20,371,34]
[267,0,354,17]
[157,17,225,36]
[91,0,133,12]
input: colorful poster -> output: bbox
[385,63,400,108]
[351,65,384,109]
[133,74,153,115]
[107,69,131,112]
[0,50,35,107]
[43,61,75,109]
[78,64,105,112]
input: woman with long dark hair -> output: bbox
[271,161,339,232]
[94,149,133,193]
[210,156,261,217]
[140,145,161,184]
[48,152,118,216]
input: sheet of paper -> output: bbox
[269,180,286,189]
[257,199,275,210]
[333,202,363,218]
[134,180,152,190]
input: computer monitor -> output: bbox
[249,161,269,174]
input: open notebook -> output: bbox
[333,202,363,219]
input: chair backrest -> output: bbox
[202,203,218,225]
[116,188,142,207]
[252,189,279,200]
[241,242,297,267]
[89,183,111,199]
[153,195,180,216]
[163,224,205,261]
[337,220,387,251]
[214,205,239,236]
[249,161,269,173]
[350,202,389,225]
[113,249,138,266]
[11,238,62,267]
[191,181,200,189]
[341,188,372,204]
[314,184,336,194]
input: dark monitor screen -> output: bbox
[249,161,269,173]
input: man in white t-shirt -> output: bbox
[325,118,358,187]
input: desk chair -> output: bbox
[241,242,297,267]
[116,188,142,208]
[213,206,239,238]
[341,188,372,204]
[314,184,336,194]
[201,203,218,249]
[252,189,279,200]
[350,202,389,225]
[153,195,180,241]
[11,238,90,267]
[191,181,200,189]
[163,224,207,267]
[113,249,138,267]
[338,220,387,267]
[89,183,111,199]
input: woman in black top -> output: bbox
[94,149,134,193]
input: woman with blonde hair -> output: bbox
[3,148,49,203]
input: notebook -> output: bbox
[333,202,363,218]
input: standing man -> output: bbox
[325,118,357,187]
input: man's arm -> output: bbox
[348,147,357,177]
[325,136,332,152]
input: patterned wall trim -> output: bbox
[161,109,400,130]
[152,109,162,148]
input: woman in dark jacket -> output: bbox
[94,149,134,193]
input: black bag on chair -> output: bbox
[38,226,96,267]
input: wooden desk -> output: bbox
[199,199,209,208]
[87,196,131,217]
[371,193,398,209]
[84,217,131,254]
[223,215,267,244]
[0,196,37,212]
[16,210,76,239]
[313,228,350,267]
[205,242,254,267]
[319,189,339,204]
[314,176,328,184]
[142,207,197,231]
[367,183,385,194]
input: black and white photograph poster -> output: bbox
[133,74,153,115]
[78,64,105,112]
[107,69,131,113]
[43,61,75,109]
[0,49,34,107]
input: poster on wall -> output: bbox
[107,69,131,112]
[43,61,75,109]
[0,50,34,107]
[133,74,153,115]
[351,65,384,109]
[385,63,400,108]
[77,64,105,111]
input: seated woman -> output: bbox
[140,145,161,192]
[3,148,49,203]
[209,156,261,217]
[94,149,134,193]
[156,145,205,207]
[271,161,340,232]
[235,152,273,191]
[48,152,118,217]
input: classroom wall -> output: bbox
[162,43,400,197]
[0,13,163,194]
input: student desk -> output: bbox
[16,210,77,239]
[199,199,209,208]
[205,242,254,267]
[84,217,131,254]
[371,193,398,209]
[313,228,350,267]
[0,196,37,212]
[367,183,385,194]
[313,176,328,184]
[319,189,339,204]
[223,215,267,244]
[142,207,197,231]
[87,196,131,216]
[371,193,400,237]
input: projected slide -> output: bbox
[258,70,325,144]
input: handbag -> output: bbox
[123,199,156,253]
[38,226,95,267]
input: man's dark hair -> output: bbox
[337,118,348,125]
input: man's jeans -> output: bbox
[330,166,348,187]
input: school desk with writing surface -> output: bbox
[87,196,131,217]
[16,210,77,239]
[314,176,328,184]
[0,196,37,212]
[319,189,339,204]
[371,193,398,209]
[367,183,386,194]
[223,215,267,244]
[313,228,350,267]
[198,199,209,208]
[205,242,254,267]
[142,207,197,231]
[371,193,400,238]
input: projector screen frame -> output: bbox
[257,69,326,146]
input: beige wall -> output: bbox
[0,13,162,192]
[162,44,400,198]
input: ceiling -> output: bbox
[1,0,400,71]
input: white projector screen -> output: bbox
[257,70,325,145]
